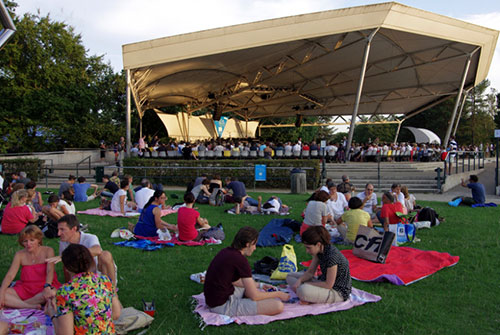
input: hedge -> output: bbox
[0,158,42,182]
[123,158,321,189]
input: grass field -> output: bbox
[1,189,499,334]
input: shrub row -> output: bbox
[123,158,321,189]
[0,158,42,182]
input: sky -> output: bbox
[14,0,500,91]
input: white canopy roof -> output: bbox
[404,126,441,144]
[122,2,498,122]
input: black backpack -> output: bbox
[253,256,279,276]
[417,207,439,226]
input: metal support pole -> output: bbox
[393,120,403,144]
[444,50,477,146]
[0,1,16,50]
[126,69,132,158]
[345,28,379,160]
[139,117,142,139]
[452,89,469,137]
[496,138,499,187]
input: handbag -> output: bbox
[114,307,154,335]
[353,225,395,263]
[270,244,297,280]
[395,223,416,245]
[253,256,279,276]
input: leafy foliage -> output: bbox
[259,116,335,144]
[0,3,126,153]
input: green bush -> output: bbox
[123,158,320,189]
[0,158,42,181]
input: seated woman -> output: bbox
[42,195,65,222]
[204,226,289,316]
[45,244,121,334]
[300,190,330,235]
[0,226,60,309]
[58,190,76,215]
[208,175,225,194]
[178,192,210,241]
[190,179,211,204]
[26,181,43,214]
[286,226,352,304]
[340,197,373,243]
[401,185,417,212]
[111,180,137,214]
[133,190,178,237]
[1,190,39,234]
[325,183,348,223]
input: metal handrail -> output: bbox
[76,156,92,177]
[442,150,484,180]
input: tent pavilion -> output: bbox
[404,126,441,145]
[122,2,498,153]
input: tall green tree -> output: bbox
[259,116,335,143]
[0,2,125,152]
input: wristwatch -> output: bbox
[44,283,54,289]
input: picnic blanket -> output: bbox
[192,287,380,328]
[471,202,497,208]
[256,219,301,247]
[341,246,459,285]
[115,235,221,250]
[77,208,177,217]
[0,308,54,334]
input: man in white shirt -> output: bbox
[292,142,302,153]
[356,183,378,219]
[135,179,155,211]
[47,214,117,287]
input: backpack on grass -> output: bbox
[209,188,225,206]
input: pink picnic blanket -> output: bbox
[342,246,459,285]
[192,287,380,327]
[0,308,54,334]
[135,235,220,246]
[77,208,177,217]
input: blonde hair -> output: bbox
[401,186,409,199]
[11,190,29,207]
[18,225,43,247]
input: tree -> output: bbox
[0,3,126,152]
[259,116,335,144]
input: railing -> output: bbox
[443,151,484,176]
[76,156,92,178]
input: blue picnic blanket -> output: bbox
[114,239,174,251]
[257,219,301,247]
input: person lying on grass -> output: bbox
[178,192,210,242]
[0,226,60,309]
[286,226,351,304]
[204,226,290,316]
[232,195,288,214]
[132,190,178,237]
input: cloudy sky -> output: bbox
[14,0,500,90]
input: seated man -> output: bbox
[47,214,117,287]
[204,226,289,316]
[58,175,76,197]
[225,177,258,206]
[73,176,98,202]
[451,174,486,206]
[356,183,378,220]
[177,192,210,241]
[100,174,119,198]
[135,179,155,211]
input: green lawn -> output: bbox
[1,190,499,334]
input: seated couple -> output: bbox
[203,226,351,317]
[133,191,211,242]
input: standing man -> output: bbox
[47,214,117,287]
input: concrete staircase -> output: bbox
[323,162,442,193]
[38,162,119,188]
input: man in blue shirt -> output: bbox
[225,177,258,206]
[455,174,486,206]
[73,176,99,202]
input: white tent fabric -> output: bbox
[154,112,259,140]
[123,2,498,123]
[404,126,441,145]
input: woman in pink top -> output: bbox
[1,190,38,234]
[177,192,210,241]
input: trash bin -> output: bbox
[290,168,307,194]
[95,166,104,183]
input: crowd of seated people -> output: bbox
[126,135,491,163]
